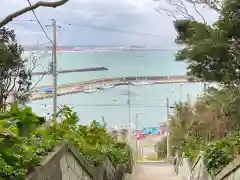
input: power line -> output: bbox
[11,19,36,22]
[11,19,174,40]
[62,21,174,39]
[26,1,53,45]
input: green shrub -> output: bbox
[145,153,158,161]
[203,139,235,176]
[0,104,130,179]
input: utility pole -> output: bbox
[127,81,131,141]
[52,19,57,119]
[204,83,207,96]
[166,97,171,160]
[128,81,131,128]
[135,113,139,162]
[180,84,183,102]
[46,19,60,119]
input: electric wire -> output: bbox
[11,19,174,40]
[10,19,179,49]
[62,21,173,39]
[26,1,53,45]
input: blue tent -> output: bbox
[43,88,52,93]
[151,128,159,135]
[142,128,151,135]
[97,122,104,127]
[142,127,160,135]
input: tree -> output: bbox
[174,0,240,85]
[154,0,240,85]
[168,86,240,159]
[0,27,38,109]
[154,137,167,160]
[168,102,194,154]
[154,0,218,23]
[0,0,69,27]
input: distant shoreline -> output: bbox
[23,48,178,53]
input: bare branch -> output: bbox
[174,0,196,20]
[18,57,46,99]
[155,0,213,24]
[185,0,222,13]
[6,66,20,97]
[155,8,178,20]
[0,0,69,27]
[192,2,206,24]
[156,0,197,21]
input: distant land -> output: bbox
[22,44,182,52]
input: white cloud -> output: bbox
[0,0,218,46]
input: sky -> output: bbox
[1,0,219,47]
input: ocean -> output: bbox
[29,50,205,128]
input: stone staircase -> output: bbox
[127,162,181,180]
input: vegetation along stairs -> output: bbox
[0,104,133,180]
[27,143,133,180]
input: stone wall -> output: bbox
[216,156,240,180]
[190,155,212,180]
[176,153,212,180]
[60,152,93,180]
[176,153,240,180]
[27,143,97,180]
[177,157,192,180]
[27,143,132,180]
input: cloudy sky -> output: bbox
[2,0,218,47]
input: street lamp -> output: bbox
[120,84,138,142]
[135,113,143,162]
[180,83,183,102]
[166,97,177,161]
[171,84,183,102]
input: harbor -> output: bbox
[28,75,203,101]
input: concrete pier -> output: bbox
[20,75,203,101]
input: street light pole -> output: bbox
[127,81,131,141]
[52,19,57,120]
[166,97,171,160]
[180,84,183,102]
[204,83,207,96]
[135,113,139,161]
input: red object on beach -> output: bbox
[136,131,144,140]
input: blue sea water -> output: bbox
[29,50,204,128]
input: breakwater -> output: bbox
[31,67,108,76]
[33,75,189,90]
[29,75,203,101]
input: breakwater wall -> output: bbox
[33,75,189,90]
[30,75,201,101]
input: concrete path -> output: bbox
[128,162,181,180]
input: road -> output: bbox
[128,132,165,161]
[128,162,181,180]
